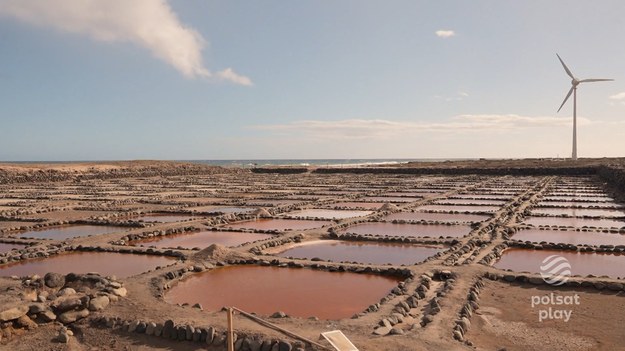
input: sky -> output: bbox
[1,0,625,161]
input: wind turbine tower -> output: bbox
[556,54,613,160]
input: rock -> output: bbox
[193,328,202,342]
[271,311,287,318]
[16,315,38,330]
[57,287,76,296]
[111,287,127,297]
[88,295,110,311]
[128,320,140,332]
[177,325,186,341]
[0,305,29,322]
[57,331,70,343]
[162,320,175,339]
[206,326,215,344]
[44,273,65,288]
[39,310,57,322]
[28,303,47,314]
[145,322,156,336]
[154,323,163,337]
[185,325,195,341]
[58,309,89,324]
[389,327,404,335]
[51,296,84,313]
[278,341,292,351]
[373,326,391,336]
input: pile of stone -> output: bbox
[92,317,306,351]
[0,272,125,342]
[453,278,484,343]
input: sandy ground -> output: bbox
[0,160,624,351]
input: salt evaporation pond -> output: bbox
[435,199,507,206]
[363,196,421,203]
[0,243,25,253]
[385,211,490,223]
[538,201,622,209]
[19,225,125,240]
[512,229,625,246]
[531,208,625,217]
[331,202,385,210]
[341,222,471,238]
[524,216,625,229]
[0,252,174,278]
[276,240,444,265]
[136,214,197,222]
[165,266,400,319]
[134,231,273,249]
[419,205,500,213]
[226,219,332,231]
[494,249,625,278]
[285,209,373,219]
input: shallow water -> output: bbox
[285,209,373,219]
[19,225,125,240]
[134,231,273,249]
[531,208,625,217]
[537,201,622,208]
[524,216,625,228]
[435,198,507,206]
[363,196,421,203]
[226,219,332,231]
[0,252,174,278]
[165,265,400,319]
[512,229,625,246]
[385,211,490,223]
[494,248,625,278]
[276,240,444,265]
[341,222,471,238]
[418,204,500,213]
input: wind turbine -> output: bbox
[556,54,613,160]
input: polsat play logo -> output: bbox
[539,255,571,286]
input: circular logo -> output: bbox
[539,255,571,286]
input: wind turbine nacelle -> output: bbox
[571,78,580,87]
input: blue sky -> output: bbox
[1,0,624,161]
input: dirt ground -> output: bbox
[1,160,624,351]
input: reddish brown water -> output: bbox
[340,222,471,238]
[0,243,25,253]
[165,266,399,319]
[276,240,444,265]
[193,206,257,214]
[385,212,490,223]
[524,216,625,228]
[453,194,512,200]
[538,201,621,209]
[136,214,197,223]
[363,196,420,203]
[512,229,625,246]
[332,202,384,209]
[544,196,614,202]
[134,231,273,249]
[0,252,174,278]
[285,209,373,219]
[531,208,625,217]
[435,199,507,206]
[494,249,625,278]
[419,205,500,213]
[19,225,125,240]
[226,219,332,231]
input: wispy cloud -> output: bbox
[435,30,455,38]
[434,91,469,102]
[609,92,625,100]
[251,115,586,140]
[0,0,252,85]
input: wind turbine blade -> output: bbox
[579,78,614,83]
[556,53,575,79]
[557,86,574,113]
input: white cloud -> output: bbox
[435,30,455,38]
[216,68,253,86]
[251,114,587,140]
[609,92,625,100]
[458,91,469,97]
[0,0,252,84]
